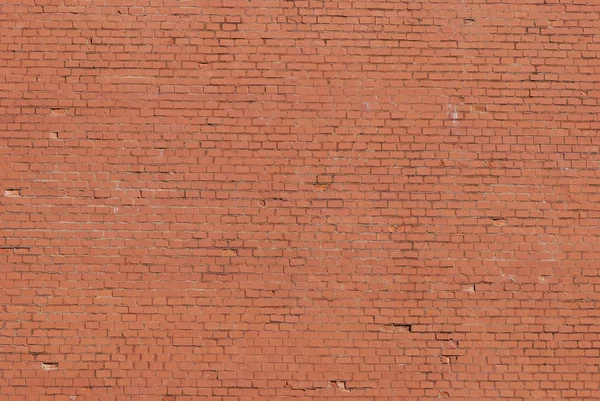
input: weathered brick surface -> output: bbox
[1,0,600,400]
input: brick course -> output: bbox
[1,0,600,400]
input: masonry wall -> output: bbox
[2,0,600,400]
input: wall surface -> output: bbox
[2,0,600,400]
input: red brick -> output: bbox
[1,0,600,400]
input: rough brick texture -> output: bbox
[1,0,600,400]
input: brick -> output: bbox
[1,1,600,400]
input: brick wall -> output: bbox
[2,0,600,400]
